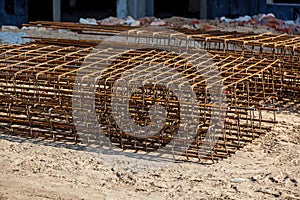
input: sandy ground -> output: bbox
[0,110,299,200]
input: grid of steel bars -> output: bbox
[22,21,300,101]
[0,39,281,162]
[0,23,294,162]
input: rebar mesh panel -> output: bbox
[0,41,279,162]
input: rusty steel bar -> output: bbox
[0,34,280,163]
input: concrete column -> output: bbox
[117,0,128,18]
[117,0,154,19]
[127,0,138,18]
[200,0,207,19]
[145,0,154,16]
[53,0,61,22]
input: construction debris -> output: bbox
[1,25,19,31]
[76,14,300,35]
[98,16,126,26]
[220,13,300,35]
[79,18,98,25]
[0,32,29,44]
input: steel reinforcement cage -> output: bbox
[0,27,299,162]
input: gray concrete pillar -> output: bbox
[200,0,207,19]
[127,0,138,18]
[146,0,154,16]
[117,0,128,18]
[53,0,61,22]
[117,0,154,19]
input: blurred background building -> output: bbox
[0,0,300,27]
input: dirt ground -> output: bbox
[0,23,299,200]
[0,110,299,200]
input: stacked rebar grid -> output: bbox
[1,27,299,162]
